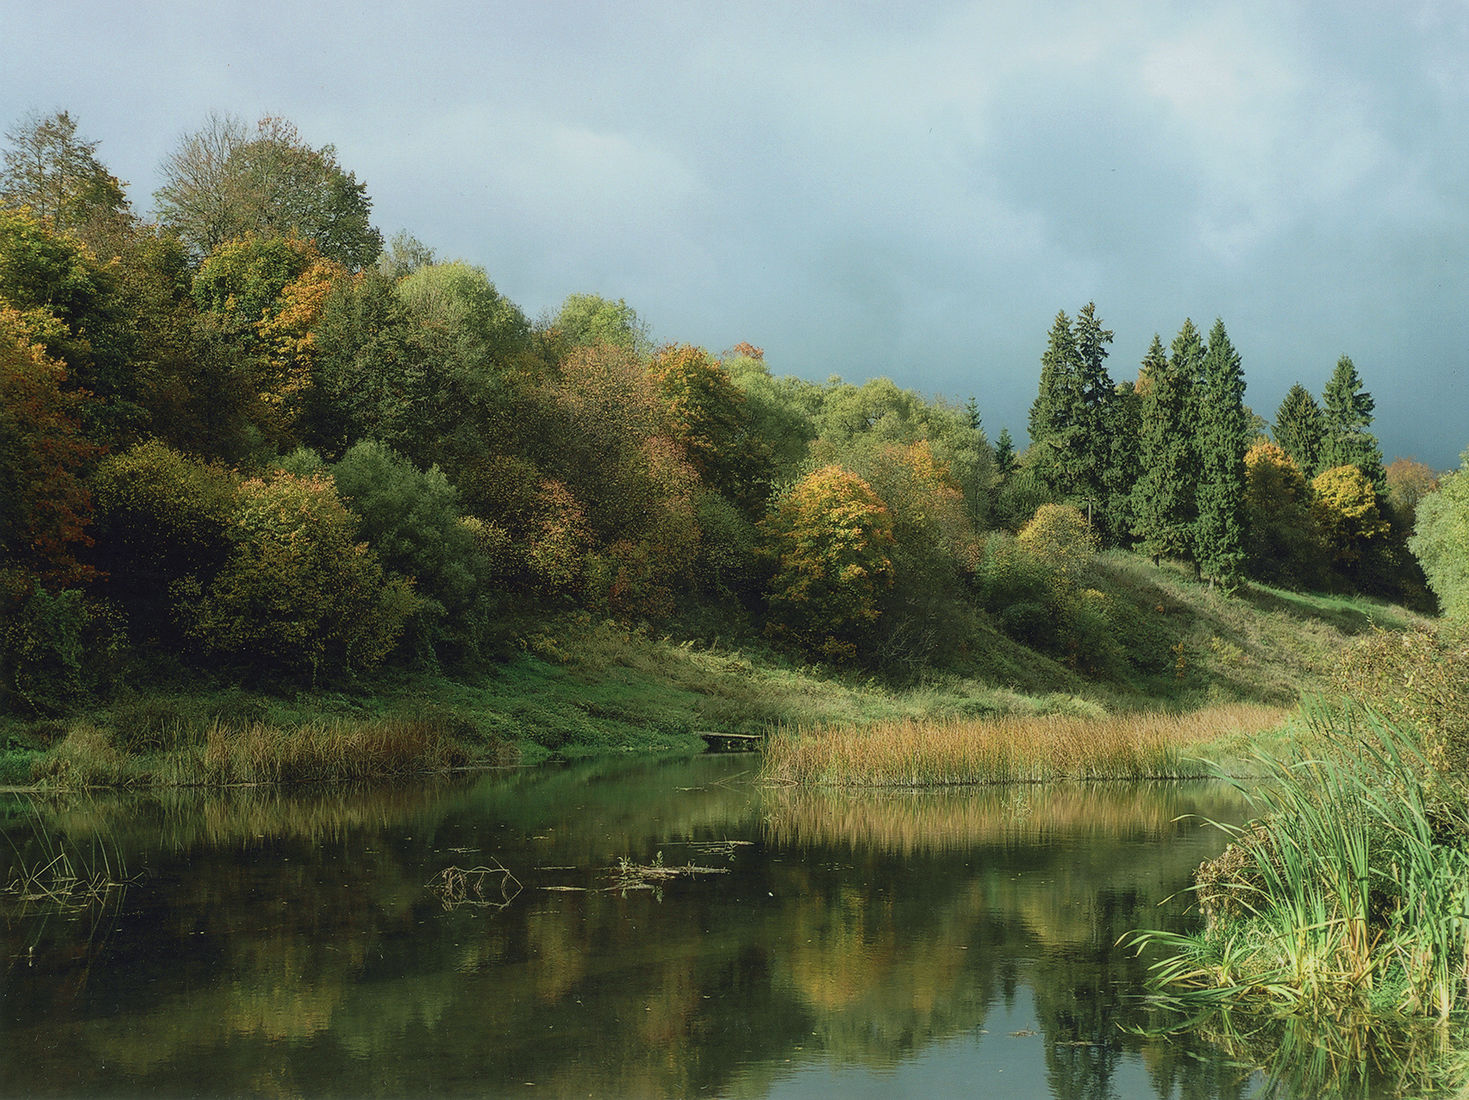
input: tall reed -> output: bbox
[1130,703,1469,1022]
[760,704,1282,787]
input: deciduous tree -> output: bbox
[1,110,128,238]
[1409,452,1469,618]
[763,465,895,661]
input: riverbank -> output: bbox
[0,554,1433,790]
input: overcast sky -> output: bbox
[5,0,1466,468]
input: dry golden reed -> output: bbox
[761,703,1285,787]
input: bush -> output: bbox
[90,440,237,646]
[330,440,498,665]
[183,470,417,681]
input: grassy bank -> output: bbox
[0,553,1434,790]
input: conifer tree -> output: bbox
[1130,326,1200,565]
[1319,355,1384,488]
[993,427,1016,479]
[1071,302,1117,533]
[1028,310,1080,491]
[1103,379,1140,547]
[1273,383,1324,476]
[1194,319,1249,587]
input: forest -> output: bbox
[2,109,1466,720]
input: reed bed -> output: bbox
[1130,703,1469,1024]
[760,703,1284,787]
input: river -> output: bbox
[0,754,1428,1097]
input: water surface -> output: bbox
[0,756,1380,1097]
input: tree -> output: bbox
[1319,355,1384,487]
[182,469,416,679]
[1017,502,1097,594]
[1242,441,1321,588]
[1130,328,1199,565]
[329,440,497,665]
[1273,383,1324,476]
[1410,452,1469,618]
[306,268,427,457]
[1384,457,1438,531]
[0,313,99,587]
[1028,310,1082,493]
[545,293,652,357]
[155,114,382,269]
[1,110,128,237]
[1193,319,1249,587]
[648,343,773,518]
[993,427,1017,479]
[763,465,895,661]
[1312,464,1390,586]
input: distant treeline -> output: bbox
[2,110,1465,714]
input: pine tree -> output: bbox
[1319,355,1384,488]
[1130,325,1201,565]
[1273,383,1324,476]
[1194,319,1249,587]
[1028,310,1080,493]
[993,427,1016,479]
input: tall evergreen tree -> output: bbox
[1194,319,1249,587]
[1130,325,1201,566]
[1071,302,1117,534]
[1319,354,1384,488]
[993,427,1016,479]
[1273,383,1324,475]
[1028,310,1080,491]
[1103,379,1140,547]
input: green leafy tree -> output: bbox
[723,344,820,484]
[1273,383,1324,476]
[155,114,382,269]
[1193,319,1249,587]
[396,260,533,469]
[1130,329,1199,565]
[1,110,128,239]
[1410,452,1469,618]
[306,268,427,458]
[545,292,652,358]
[1319,355,1384,487]
[1017,502,1097,594]
[763,465,895,662]
[329,440,498,665]
[1384,457,1438,531]
[183,469,416,679]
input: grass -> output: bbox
[1128,703,1469,1024]
[0,551,1434,787]
[21,709,518,789]
[760,703,1287,787]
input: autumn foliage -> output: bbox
[763,466,896,661]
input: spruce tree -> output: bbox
[1028,310,1080,493]
[1130,325,1201,565]
[1319,355,1385,488]
[993,427,1016,479]
[1071,302,1117,534]
[1103,379,1140,547]
[1273,383,1324,475]
[1194,319,1249,587]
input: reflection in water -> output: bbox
[0,757,1402,1097]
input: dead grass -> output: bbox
[760,703,1287,787]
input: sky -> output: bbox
[4,0,1466,469]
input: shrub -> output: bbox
[89,440,237,646]
[183,470,417,680]
[330,440,497,665]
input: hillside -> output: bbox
[0,549,1430,784]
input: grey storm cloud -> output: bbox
[4,0,1466,467]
